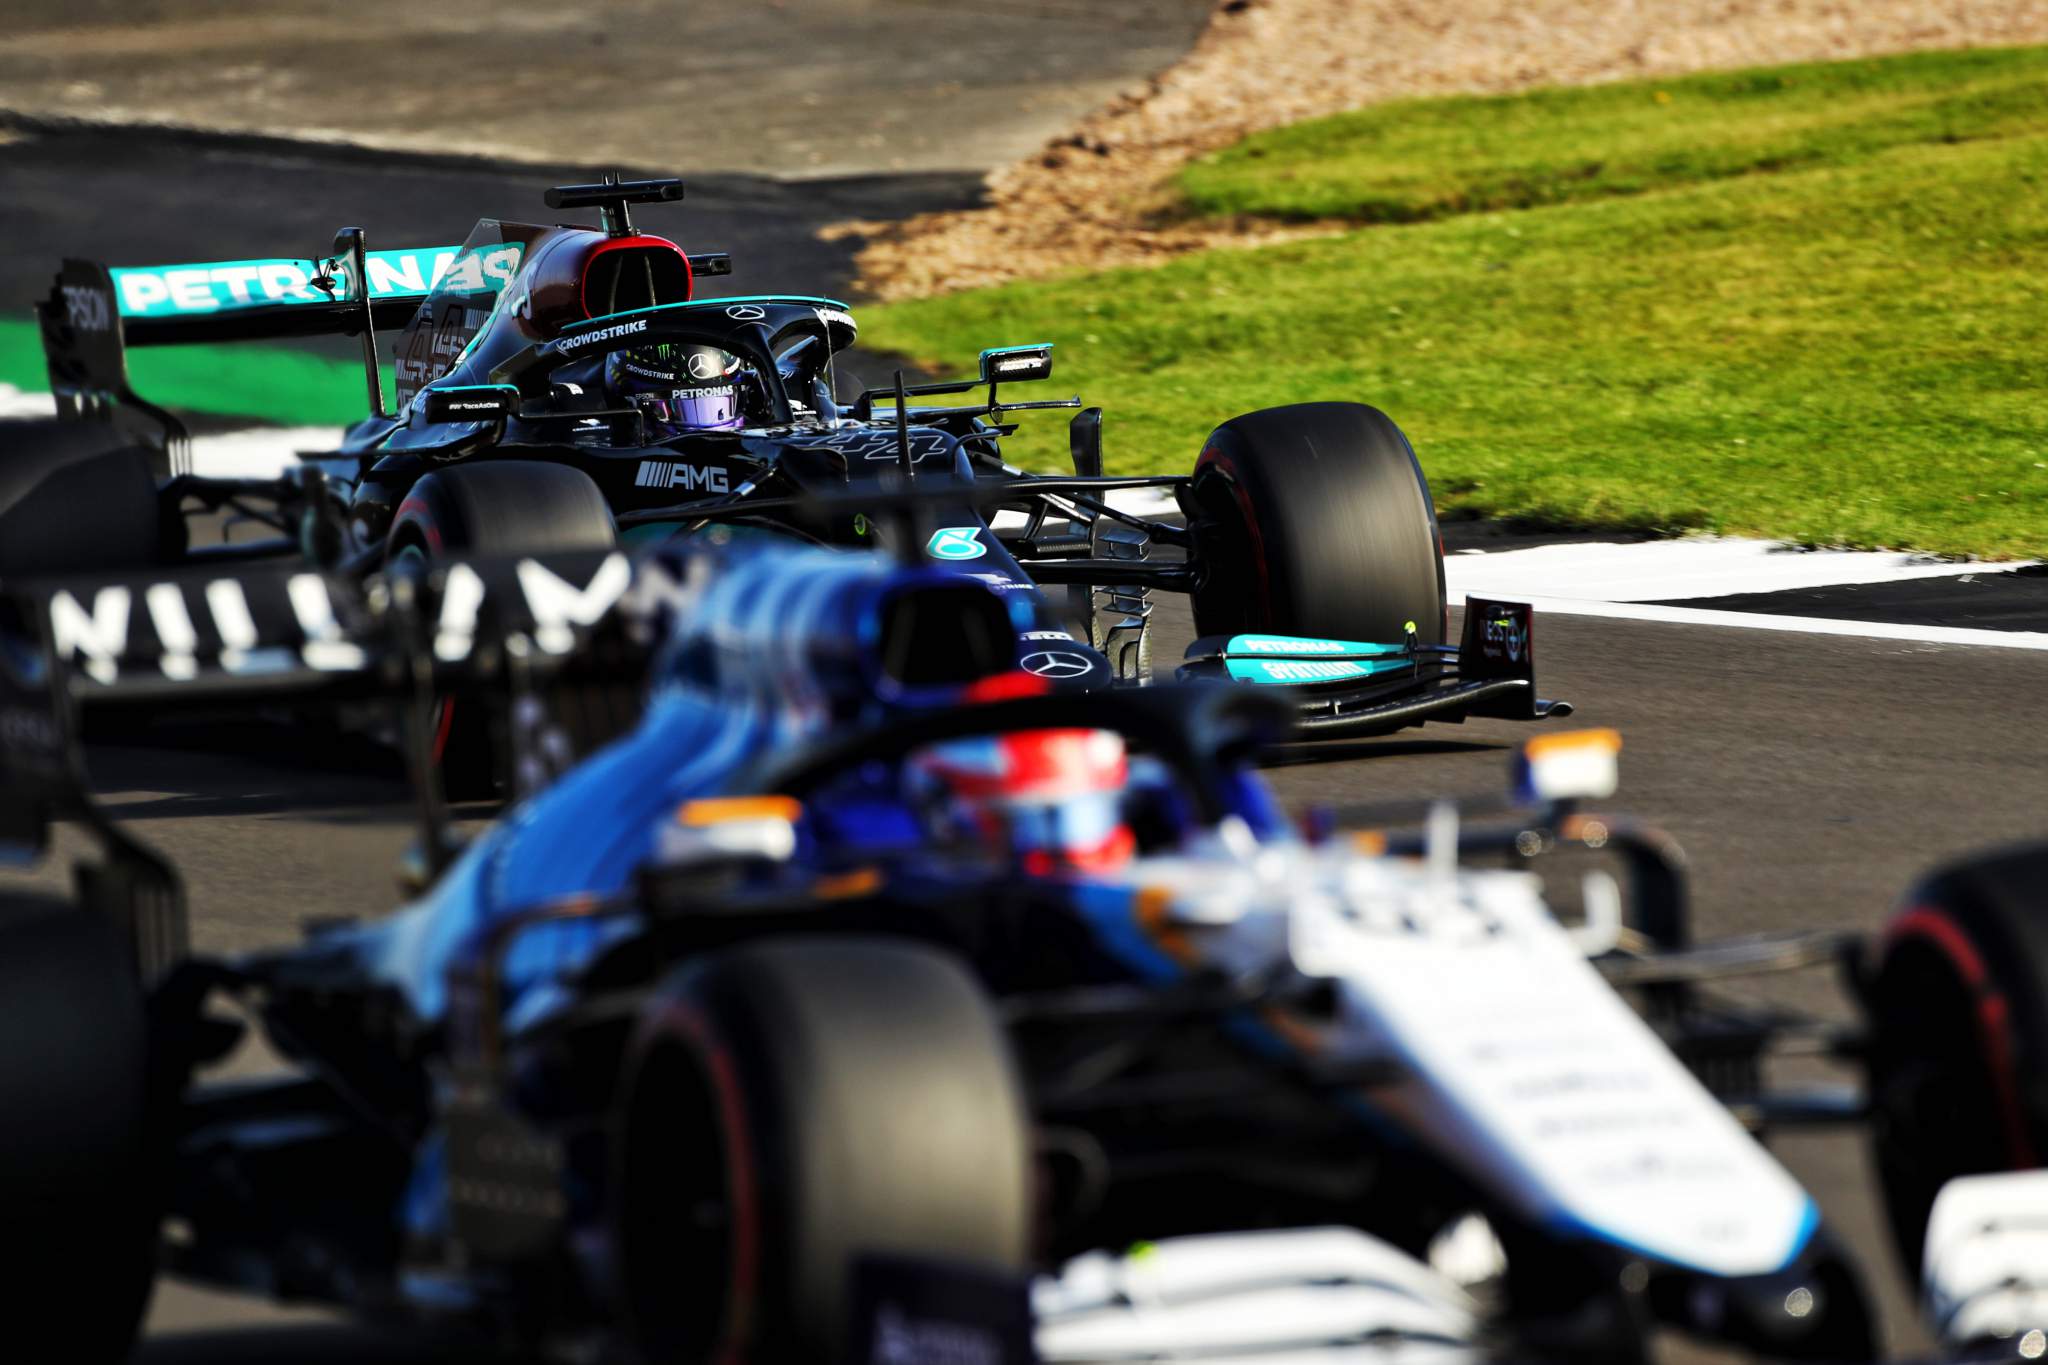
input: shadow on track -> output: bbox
[83,718,409,781]
[1258,736,1511,770]
[85,742,411,824]
[138,1324,527,1365]
[91,789,412,825]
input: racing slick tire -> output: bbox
[0,895,158,1361]
[387,461,618,800]
[0,418,164,574]
[614,937,1032,1363]
[388,459,618,560]
[1867,841,2048,1283]
[1188,402,1447,647]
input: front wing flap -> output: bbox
[1176,598,1572,740]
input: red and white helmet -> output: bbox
[911,727,1135,874]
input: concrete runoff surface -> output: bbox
[69,593,2039,1361]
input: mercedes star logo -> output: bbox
[1021,651,1093,680]
[724,304,767,321]
[687,351,723,380]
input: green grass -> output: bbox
[1177,46,2048,224]
[0,319,368,427]
[862,49,2048,559]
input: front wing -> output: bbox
[1176,598,1572,740]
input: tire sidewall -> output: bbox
[0,900,158,1359]
[613,938,1031,1363]
[387,460,618,559]
[1191,402,1446,646]
[0,420,165,574]
[1868,843,2048,1281]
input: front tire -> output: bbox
[0,896,159,1362]
[1189,402,1446,646]
[613,937,1032,1362]
[1867,842,2048,1283]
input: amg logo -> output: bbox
[635,460,730,493]
[1265,660,1368,681]
[1240,637,1347,654]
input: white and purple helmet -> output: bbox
[605,343,743,438]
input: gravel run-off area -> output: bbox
[850,0,2048,298]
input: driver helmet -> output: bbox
[910,728,1136,874]
[604,343,743,438]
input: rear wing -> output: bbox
[106,243,460,345]
[38,229,736,438]
[37,229,455,443]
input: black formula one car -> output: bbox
[0,532,2043,1364]
[21,174,1569,792]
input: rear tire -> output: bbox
[388,459,617,560]
[387,462,618,799]
[0,418,164,574]
[1188,402,1446,646]
[1867,842,2048,1283]
[0,896,158,1362]
[614,937,1032,1363]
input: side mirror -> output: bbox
[978,344,1053,384]
[396,832,469,896]
[1511,729,1621,804]
[422,384,520,424]
[1069,407,1103,478]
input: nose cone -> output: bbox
[1014,636,1112,690]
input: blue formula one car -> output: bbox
[1,535,2046,1364]
[20,175,1569,793]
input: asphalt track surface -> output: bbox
[0,120,983,321]
[2,0,1216,177]
[4,126,2047,1362]
[1667,567,2048,632]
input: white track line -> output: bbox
[1444,536,2046,650]
[1445,536,2033,602]
[182,426,346,477]
[0,384,54,420]
[2,385,340,477]
[1455,590,2048,652]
